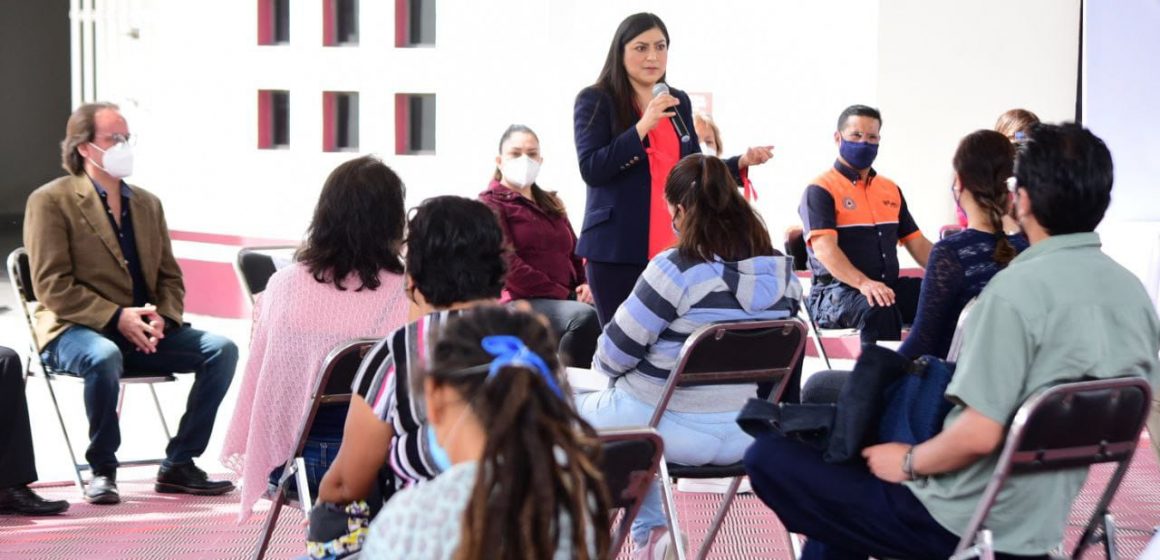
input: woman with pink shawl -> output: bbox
[221,156,410,520]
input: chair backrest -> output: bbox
[1005,377,1151,473]
[235,246,296,302]
[7,248,36,303]
[7,248,45,363]
[597,427,665,553]
[956,376,1153,554]
[650,319,808,427]
[291,338,379,456]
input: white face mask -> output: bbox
[699,142,718,156]
[88,142,134,178]
[500,155,541,189]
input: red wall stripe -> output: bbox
[257,0,272,45]
[394,93,409,154]
[257,90,272,149]
[394,0,409,47]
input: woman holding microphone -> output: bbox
[573,12,773,324]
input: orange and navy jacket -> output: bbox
[798,160,921,286]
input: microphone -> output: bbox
[652,82,691,143]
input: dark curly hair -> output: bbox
[296,155,406,290]
[406,196,506,307]
[420,306,611,560]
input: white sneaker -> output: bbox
[676,476,752,494]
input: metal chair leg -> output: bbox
[658,460,687,560]
[295,456,313,512]
[252,475,290,560]
[1104,513,1118,560]
[116,383,127,418]
[786,532,803,559]
[149,383,173,439]
[42,372,86,494]
[693,476,742,560]
[800,307,831,369]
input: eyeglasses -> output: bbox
[93,132,135,146]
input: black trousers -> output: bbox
[745,432,1049,560]
[808,277,922,345]
[585,261,647,327]
[0,346,38,488]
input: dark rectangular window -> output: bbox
[258,89,290,149]
[395,93,435,154]
[395,0,435,47]
[258,0,290,45]
[324,91,359,151]
[324,0,359,45]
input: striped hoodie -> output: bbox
[594,248,803,413]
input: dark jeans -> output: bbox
[0,346,38,488]
[268,405,345,500]
[525,298,600,368]
[41,325,238,472]
[808,277,921,344]
[744,432,1048,560]
[585,261,646,326]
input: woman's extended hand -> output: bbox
[635,93,680,139]
[739,145,775,169]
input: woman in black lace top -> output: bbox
[897,130,1028,359]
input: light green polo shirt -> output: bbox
[907,232,1160,556]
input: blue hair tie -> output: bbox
[480,335,563,398]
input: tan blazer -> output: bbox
[23,174,185,350]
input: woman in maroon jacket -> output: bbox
[479,125,600,368]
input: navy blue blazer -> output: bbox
[572,85,741,265]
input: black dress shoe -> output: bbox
[156,463,235,496]
[0,485,70,515]
[85,474,120,505]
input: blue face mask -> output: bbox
[426,425,452,473]
[839,138,879,170]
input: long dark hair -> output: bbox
[296,155,406,290]
[492,124,566,217]
[591,12,669,133]
[953,130,1017,265]
[421,307,611,560]
[665,154,774,262]
[405,196,506,307]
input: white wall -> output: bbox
[876,0,1080,260]
[83,0,1079,250]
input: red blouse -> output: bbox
[645,118,681,258]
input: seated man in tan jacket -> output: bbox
[24,102,238,505]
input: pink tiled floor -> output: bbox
[2,441,1157,560]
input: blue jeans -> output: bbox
[268,405,346,500]
[575,386,752,546]
[42,324,238,472]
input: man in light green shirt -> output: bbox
[745,123,1160,559]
